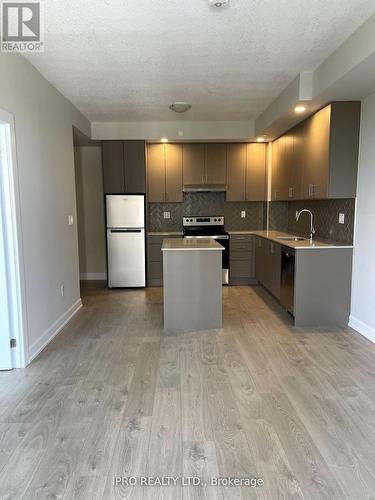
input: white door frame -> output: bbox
[0,108,28,368]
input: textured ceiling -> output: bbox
[24,0,375,121]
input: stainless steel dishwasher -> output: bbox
[280,247,295,315]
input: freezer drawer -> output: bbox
[106,195,145,228]
[107,228,145,287]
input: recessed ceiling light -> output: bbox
[257,137,265,142]
[295,105,306,113]
[161,138,168,143]
[169,102,192,113]
[209,0,229,7]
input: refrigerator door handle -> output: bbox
[110,229,142,233]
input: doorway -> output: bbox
[0,110,26,369]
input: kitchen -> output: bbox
[95,102,358,330]
[2,2,375,498]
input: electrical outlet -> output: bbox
[241,210,246,218]
[60,284,64,297]
[68,215,74,225]
[163,211,170,219]
[339,213,345,224]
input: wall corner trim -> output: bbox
[348,315,375,344]
[27,298,83,363]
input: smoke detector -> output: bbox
[209,0,229,7]
[169,102,192,113]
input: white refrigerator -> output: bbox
[106,195,146,288]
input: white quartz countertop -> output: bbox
[252,230,354,250]
[162,238,224,251]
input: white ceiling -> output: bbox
[24,0,375,122]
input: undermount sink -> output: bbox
[277,236,307,241]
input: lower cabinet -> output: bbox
[229,234,255,285]
[147,234,182,286]
[254,236,281,300]
[254,236,353,327]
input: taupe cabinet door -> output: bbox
[255,237,266,284]
[205,144,227,184]
[182,144,205,184]
[147,144,165,202]
[226,144,246,201]
[102,140,146,194]
[102,141,124,193]
[147,144,183,202]
[302,106,330,199]
[124,141,146,193]
[246,143,267,201]
[255,237,281,299]
[288,122,305,199]
[165,144,183,202]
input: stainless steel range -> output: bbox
[183,216,229,284]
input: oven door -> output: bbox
[183,235,229,285]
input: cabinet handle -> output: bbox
[289,187,294,198]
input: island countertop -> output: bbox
[161,238,224,251]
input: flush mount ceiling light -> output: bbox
[169,102,192,113]
[209,0,229,7]
[295,105,306,113]
[161,138,168,143]
[257,136,266,143]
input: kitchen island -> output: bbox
[162,238,224,331]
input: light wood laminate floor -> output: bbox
[1,283,375,499]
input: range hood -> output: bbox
[183,184,227,193]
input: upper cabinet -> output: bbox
[182,144,205,184]
[226,143,267,202]
[102,141,124,193]
[205,144,227,184]
[246,143,267,201]
[271,102,361,200]
[226,144,246,201]
[147,144,183,202]
[102,140,146,194]
[182,143,227,185]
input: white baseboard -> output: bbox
[80,272,107,280]
[348,315,375,344]
[27,298,83,363]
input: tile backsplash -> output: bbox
[148,193,266,232]
[269,199,355,244]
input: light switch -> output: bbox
[339,213,345,224]
[241,211,246,218]
[163,211,170,219]
[68,215,74,225]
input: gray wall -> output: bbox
[148,193,266,232]
[268,199,355,244]
[350,92,375,340]
[74,146,106,279]
[0,53,90,363]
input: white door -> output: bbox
[0,199,12,370]
[107,229,146,287]
[106,195,144,228]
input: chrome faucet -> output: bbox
[296,209,315,243]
